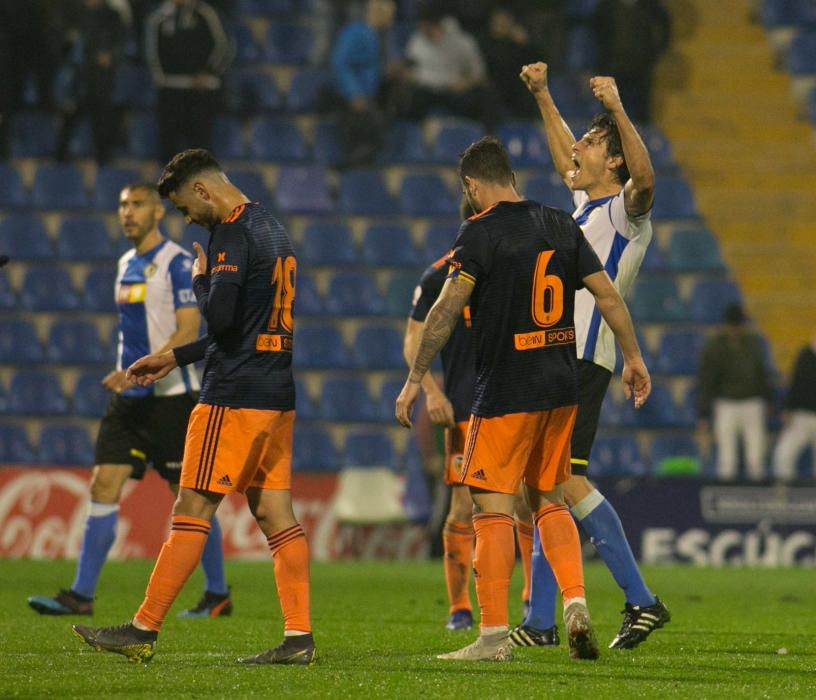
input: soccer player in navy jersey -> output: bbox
[73,150,314,666]
[396,137,650,661]
[28,182,232,620]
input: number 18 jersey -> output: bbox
[447,199,603,417]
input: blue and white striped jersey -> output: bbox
[115,238,200,397]
[572,189,652,372]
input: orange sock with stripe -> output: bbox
[515,517,534,603]
[134,516,210,632]
[534,503,585,601]
[267,524,311,633]
[472,512,515,629]
[442,519,475,614]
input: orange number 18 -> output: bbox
[268,255,296,332]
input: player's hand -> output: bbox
[426,390,455,428]
[192,241,207,279]
[395,379,421,429]
[622,357,651,409]
[126,350,178,388]
[101,369,131,394]
[519,62,549,95]
[589,76,623,112]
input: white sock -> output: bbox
[563,596,587,611]
[570,490,604,521]
[480,625,508,636]
[284,630,310,637]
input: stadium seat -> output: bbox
[231,68,283,112]
[238,0,296,15]
[338,170,395,215]
[319,377,377,421]
[212,115,246,160]
[423,221,461,259]
[627,277,688,322]
[325,271,384,315]
[312,120,342,166]
[0,319,43,364]
[639,125,676,173]
[275,166,332,213]
[294,378,320,421]
[361,223,421,266]
[10,111,58,157]
[523,175,574,211]
[598,391,624,427]
[249,116,308,162]
[667,228,725,272]
[344,429,395,467]
[547,73,595,118]
[112,64,154,108]
[689,280,742,323]
[20,265,79,311]
[181,225,210,254]
[292,426,342,472]
[399,174,458,217]
[0,423,37,463]
[73,371,111,418]
[590,435,646,476]
[228,169,273,203]
[56,216,115,261]
[384,270,421,316]
[46,320,105,365]
[650,433,701,475]
[639,239,667,272]
[8,370,68,416]
[654,330,706,375]
[31,165,90,210]
[92,167,141,210]
[0,164,29,208]
[127,113,159,159]
[377,121,428,164]
[294,271,323,315]
[498,122,550,168]
[293,325,350,368]
[227,20,263,64]
[566,25,598,72]
[0,272,15,309]
[38,424,94,465]
[287,69,330,113]
[652,177,698,219]
[351,324,405,369]
[787,30,816,74]
[622,382,681,429]
[265,22,313,64]
[431,120,484,163]
[0,214,52,259]
[299,221,357,265]
[376,378,408,422]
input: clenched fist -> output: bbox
[519,62,549,95]
[589,76,623,112]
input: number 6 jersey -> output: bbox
[447,199,603,417]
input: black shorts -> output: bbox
[570,360,612,476]
[95,392,198,484]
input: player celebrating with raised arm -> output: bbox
[512,63,669,651]
[28,182,233,620]
[72,150,314,666]
[396,137,651,662]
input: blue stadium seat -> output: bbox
[325,271,384,315]
[9,370,68,416]
[294,378,320,421]
[292,426,342,472]
[344,429,395,467]
[293,326,350,368]
[213,115,246,160]
[431,120,483,163]
[56,216,115,261]
[423,221,461,259]
[523,175,574,211]
[384,271,421,316]
[32,165,90,210]
[294,271,323,315]
[362,223,421,266]
[82,266,116,313]
[376,378,407,421]
[0,319,43,364]
[0,423,37,463]
[73,370,111,418]
[377,121,428,164]
[228,169,273,203]
[652,177,698,219]
[0,164,29,208]
[181,225,210,254]
[689,280,742,323]
[39,424,94,465]
[654,330,706,375]
[319,377,377,421]
[92,167,141,210]
[640,239,667,272]
[650,433,701,472]
[112,64,154,107]
[20,265,79,311]
[547,74,595,118]
[338,170,395,215]
[566,25,597,72]
[678,386,698,429]
[10,111,58,157]
[590,435,646,476]
[598,391,624,427]
[351,324,405,369]
[639,125,676,173]
[47,320,105,365]
[627,277,688,322]
[275,166,332,213]
[498,122,550,168]
[298,221,357,265]
[312,120,341,166]
[241,0,297,15]
[265,22,313,64]
[787,30,816,73]
[667,228,724,272]
[622,382,680,428]
[0,272,15,309]
[287,69,330,113]
[399,174,458,217]
[231,68,283,112]
[249,117,308,162]
[0,214,52,259]
[127,113,159,159]
[227,20,263,64]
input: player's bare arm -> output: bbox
[519,62,576,183]
[404,318,455,428]
[589,76,655,216]
[396,277,473,428]
[583,269,651,409]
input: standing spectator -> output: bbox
[56,0,126,164]
[697,303,772,481]
[592,0,670,123]
[146,0,231,162]
[311,0,365,66]
[772,335,816,481]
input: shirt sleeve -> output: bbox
[609,190,651,239]
[446,220,491,286]
[168,252,196,309]
[409,265,444,322]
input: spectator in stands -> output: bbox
[697,303,772,481]
[145,0,231,162]
[312,0,365,66]
[772,335,816,481]
[56,0,126,164]
[592,0,670,123]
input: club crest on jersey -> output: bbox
[143,263,157,279]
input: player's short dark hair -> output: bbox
[589,114,630,185]
[157,149,222,198]
[121,182,159,199]
[458,136,514,186]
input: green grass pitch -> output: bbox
[2,559,814,699]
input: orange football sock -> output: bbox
[534,503,585,601]
[268,524,311,633]
[472,512,515,629]
[515,517,534,603]
[442,519,475,614]
[135,516,210,632]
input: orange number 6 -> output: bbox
[531,250,563,328]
